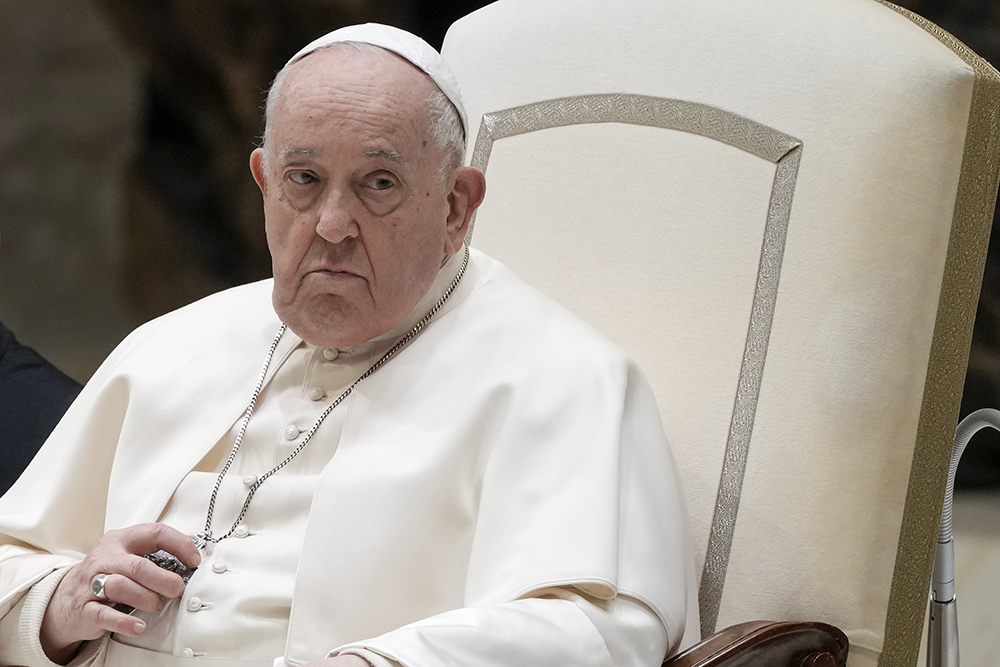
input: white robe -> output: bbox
[0,249,695,666]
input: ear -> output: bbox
[443,167,486,255]
[250,147,268,196]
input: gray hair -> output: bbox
[261,42,465,181]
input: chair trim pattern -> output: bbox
[866,4,1000,666]
[464,93,803,639]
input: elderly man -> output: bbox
[0,24,693,667]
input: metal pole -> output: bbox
[927,407,1000,667]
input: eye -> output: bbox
[289,172,317,185]
[366,177,395,191]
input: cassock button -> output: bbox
[283,425,300,440]
[181,648,195,658]
[186,597,203,612]
[243,475,257,488]
[234,524,250,538]
[212,561,228,574]
[308,387,325,401]
[323,348,339,361]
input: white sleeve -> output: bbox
[332,588,668,667]
[0,567,107,667]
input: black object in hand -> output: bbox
[112,550,197,614]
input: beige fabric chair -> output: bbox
[441,1,1000,666]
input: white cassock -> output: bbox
[0,248,697,667]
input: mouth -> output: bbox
[305,267,365,284]
[313,268,353,276]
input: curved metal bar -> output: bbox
[927,408,1000,667]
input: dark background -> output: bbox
[0,0,998,486]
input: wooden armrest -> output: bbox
[663,620,849,667]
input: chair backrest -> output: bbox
[441,2,1000,666]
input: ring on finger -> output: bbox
[91,574,110,600]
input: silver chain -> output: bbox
[197,245,471,545]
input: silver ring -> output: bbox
[91,574,110,600]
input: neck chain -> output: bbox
[195,245,470,546]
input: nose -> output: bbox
[315,189,359,244]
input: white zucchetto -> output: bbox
[286,23,469,139]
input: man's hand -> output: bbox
[40,523,201,664]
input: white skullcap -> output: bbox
[286,23,468,139]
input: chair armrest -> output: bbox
[663,620,849,667]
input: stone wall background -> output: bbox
[1,0,998,483]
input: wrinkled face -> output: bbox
[251,48,466,348]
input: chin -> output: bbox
[279,301,372,348]
[284,314,364,349]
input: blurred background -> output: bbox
[0,0,997,662]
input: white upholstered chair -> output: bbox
[441,1,1000,666]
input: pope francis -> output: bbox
[0,24,694,667]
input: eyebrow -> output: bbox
[279,146,407,164]
[364,149,406,164]
[281,147,318,162]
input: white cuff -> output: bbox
[336,647,403,667]
[331,596,615,667]
[17,567,108,667]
